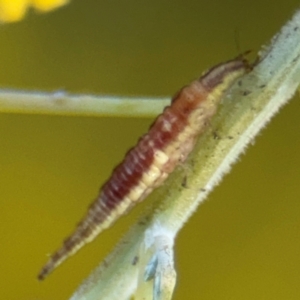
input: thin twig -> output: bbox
[0,89,169,118]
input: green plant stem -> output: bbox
[0,89,169,118]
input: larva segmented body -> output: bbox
[38,57,247,280]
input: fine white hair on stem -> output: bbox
[69,9,300,300]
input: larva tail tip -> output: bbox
[37,265,51,281]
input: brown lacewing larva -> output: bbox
[38,57,248,280]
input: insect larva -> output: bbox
[38,57,248,280]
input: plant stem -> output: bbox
[0,89,169,118]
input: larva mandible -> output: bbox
[38,57,248,280]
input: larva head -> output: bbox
[200,57,248,92]
[170,57,249,120]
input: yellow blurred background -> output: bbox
[0,0,300,299]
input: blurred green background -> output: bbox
[0,0,300,299]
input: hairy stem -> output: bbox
[69,9,300,300]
